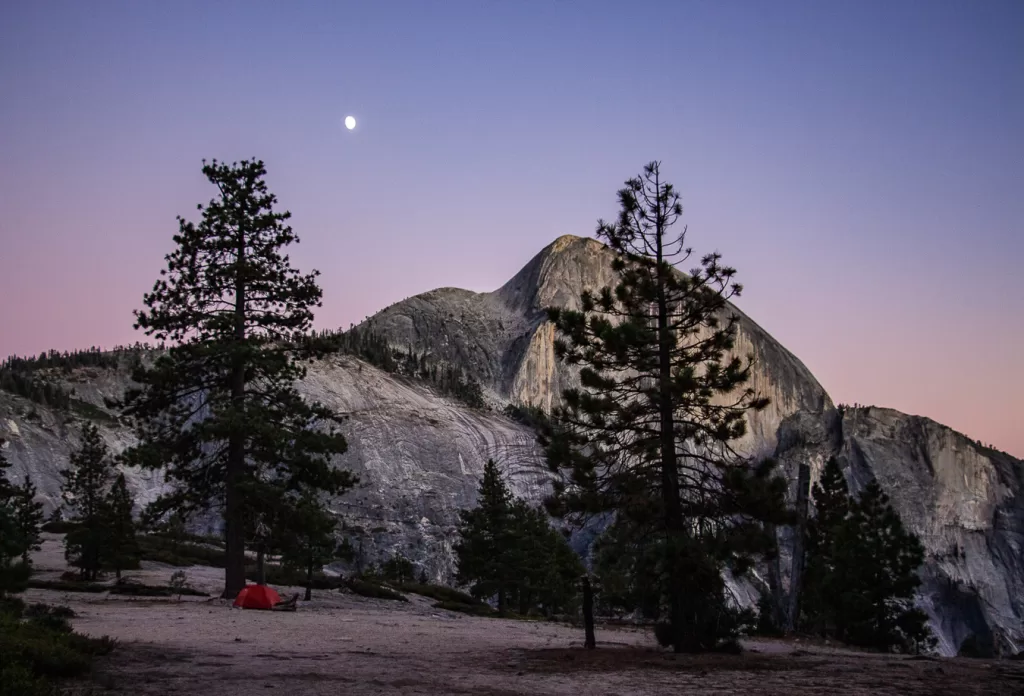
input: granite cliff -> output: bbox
[0,234,1020,655]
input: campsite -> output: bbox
[11,532,1023,695]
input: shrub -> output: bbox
[395,583,482,606]
[108,583,207,598]
[958,633,997,659]
[344,578,407,602]
[0,595,26,618]
[432,600,495,616]
[26,580,106,593]
[254,564,345,590]
[136,535,226,567]
[41,520,80,534]
[23,605,75,634]
[0,663,55,696]
[0,611,114,681]
[754,594,783,637]
[0,561,31,595]
[654,621,744,654]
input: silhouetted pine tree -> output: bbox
[379,553,416,585]
[0,441,32,595]
[278,492,340,601]
[12,477,44,565]
[123,159,356,599]
[455,460,516,614]
[802,459,934,653]
[455,460,583,616]
[801,456,849,634]
[541,162,790,652]
[104,473,139,579]
[62,424,115,581]
[592,514,663,620]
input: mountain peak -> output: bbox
[492,235,615,315]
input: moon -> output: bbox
[344,115,356,130]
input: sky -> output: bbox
[0,1,1021,456]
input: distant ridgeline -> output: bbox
[0,346,151,415]
[0,328,488,414]
[298,327,487,409]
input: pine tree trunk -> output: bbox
[653,198,686,654]
[582,576,596,649]
[222,225,248,600]
[786,464,811,633]
[305,559,313,602]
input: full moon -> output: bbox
[344,115,356,130]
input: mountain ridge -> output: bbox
[1,233,1021,654]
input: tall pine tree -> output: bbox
[63,424,115,581]
[455,460,516,614]
[124,159,356,598]
[0,440,32,595]
[12,477,44,565]
[801,458,934,653]
[104,473,138,579]
[801,456,849,634]
[279,491,340,601]
[455,460,584,616]
[542,162,789,652]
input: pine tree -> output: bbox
[0,441,31,595]
[831,481,933,652]
[123,159,356,598]
[380,553,416,585]
[62,424,115,580]
[12,477,44,565]
[541,162,789,652]
[455,460,584,616]
[802,461,934,653]
[455,460,516,614]
[801,456,849,634]
[592,514,663,619]
[104,473,138,580]
[278,492,339,601]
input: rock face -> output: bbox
[363,235,832,456]
[0,357,548,582]
[773,406,1024,655]
[1,234,1020,655]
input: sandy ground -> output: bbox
[24,535,1024,695]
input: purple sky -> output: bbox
[1,1,1021,456]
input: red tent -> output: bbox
[233,584,281,610]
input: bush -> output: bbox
[395,583,482,606]
[0,663,56,696]
[0,596,26,619]
[136,535,226,567]
[0,611,114,681]
[108,583,207,598]
[958,633,997,659]
[344,578,407,602]
[0,561,31,595]
[255,565,346,590]
[40,521,80,534]
[432,600,495,616]
[754,594,782,637]
[26,580,107,594]
[23,605,75,633]
[654,620,745,654]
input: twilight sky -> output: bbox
[1,1,1021,456]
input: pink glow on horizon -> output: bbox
[0,1,1021,457]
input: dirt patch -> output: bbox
[20,538,1024,695]
[519,646,814,674]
